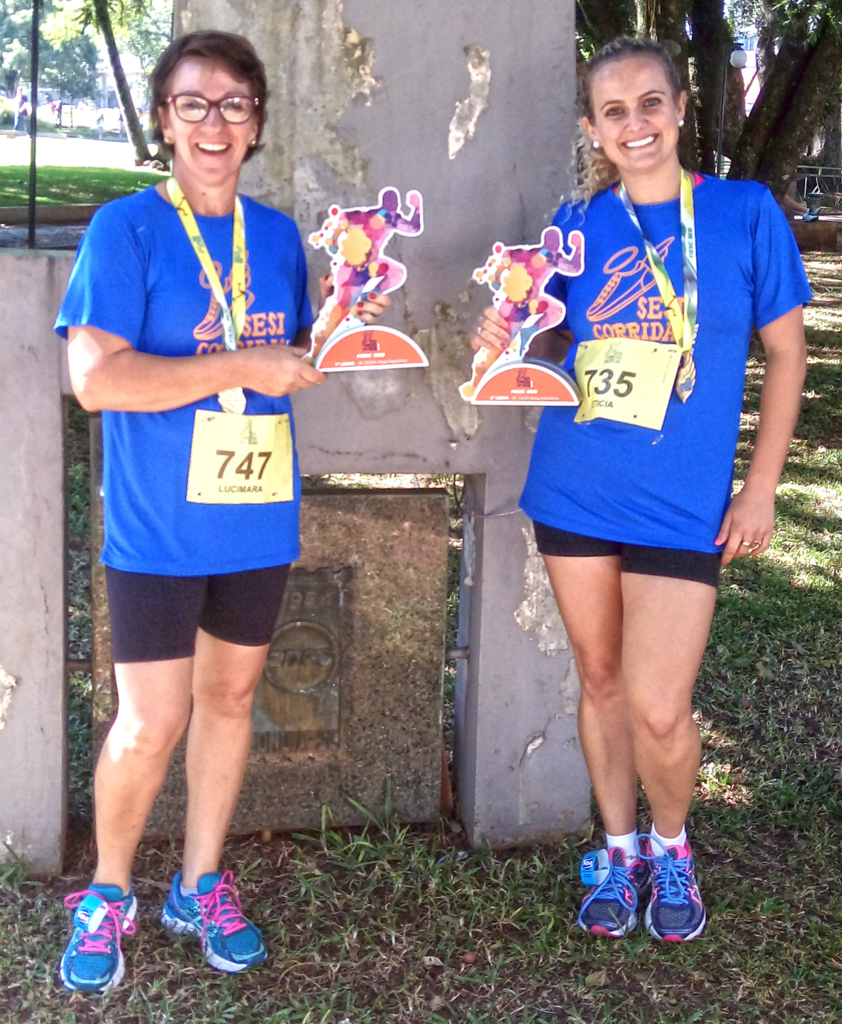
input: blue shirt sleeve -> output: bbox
[752,187,812,329]
[54,202,148,344]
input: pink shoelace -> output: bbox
[195,871,249,941]
[64,889,136,956]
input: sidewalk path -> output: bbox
[0,134,139,170]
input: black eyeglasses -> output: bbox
[165,93,258,124]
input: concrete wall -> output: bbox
[0,252,71,872]
[0,0,591,866]
[173,0,590,844]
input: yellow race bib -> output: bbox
[574,337,681,431]
[186,411,294,505]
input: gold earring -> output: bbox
[164,136,172,144]
[248,139,257,147]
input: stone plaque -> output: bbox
[89,457,448,834]
[251,567,352,753]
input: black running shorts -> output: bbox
[533,522,721,588]
[105,564,290,663]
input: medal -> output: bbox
[167,177,248,415]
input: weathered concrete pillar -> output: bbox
[175,0,590,844]
[0,252,72,872]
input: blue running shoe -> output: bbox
[639,835,706,942]
[160,870,267,973]
[59,884,137,992]
[577,846,651,937]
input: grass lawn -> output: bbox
[2,256,842,1022]
[0,166,165,208]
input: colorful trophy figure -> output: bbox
[307,187,428,372]
[460,225,586,405]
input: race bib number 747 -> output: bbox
[186,411,294,504]
[574,337,681,431]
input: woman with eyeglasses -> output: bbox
[54,32,389,993]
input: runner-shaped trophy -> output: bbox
[460,225,585,405]
[307,187,428,371]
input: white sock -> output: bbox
[179,880,199,898]
[651,824,687,853]
[605,829,638,861]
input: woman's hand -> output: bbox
[316,274,392,324]
[356,290,391,324]
[715,483,776,566]
[241,344,325,396]
[715,305,806,568]
[471,306,509,354]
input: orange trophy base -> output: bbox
[470,360,581,406]
[314,326,429,372]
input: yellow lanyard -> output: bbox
[617,168,699,401]
[166,177,247,413]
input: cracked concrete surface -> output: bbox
[448,44,491,160]
[515,526,570,655]
[0,664,16,730]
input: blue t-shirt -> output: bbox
[520,177,812,553]
[56,186,314,575]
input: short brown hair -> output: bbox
[149,31,268,163]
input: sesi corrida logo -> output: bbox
[586,237,683,341]
[192,253,289,354]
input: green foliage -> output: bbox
[0,0,104,103]
[0,0,33,96]
[41,32,99,102]
[116,0,170,73]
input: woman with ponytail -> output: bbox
[473,37,810,942]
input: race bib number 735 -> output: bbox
[574,337,681,431]
[186,410,294,504]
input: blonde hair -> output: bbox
[569,36,682,205]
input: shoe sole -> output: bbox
[160,907,201,938]
[161,907,266,973]
[577,909,638,937]
[204,946,267,973]
[645,903,707,942]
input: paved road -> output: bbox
[0,134,140,170]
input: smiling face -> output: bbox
[158,56,258,193]
[582,56,686,185]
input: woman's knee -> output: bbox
[631,703,696,746]
[108,706,188,761]
[577,657,624,705]
[193,674,259,719]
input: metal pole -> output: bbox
[27,0,40,249]
[716,47,728,178]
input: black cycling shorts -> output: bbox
[105,564,290,663]
[533,522,721,588]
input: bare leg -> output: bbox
[542,554,636,835]
[620,573,717,839]
[181,629,269,887]
[93,659,194,891]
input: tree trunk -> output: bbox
[751,22,842,197]
[721,63,746,159]
[820,90,842,167]
[728,15,811,182]
[653,0,697,167]
[92,0,151,163]
[689,0,729,174]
